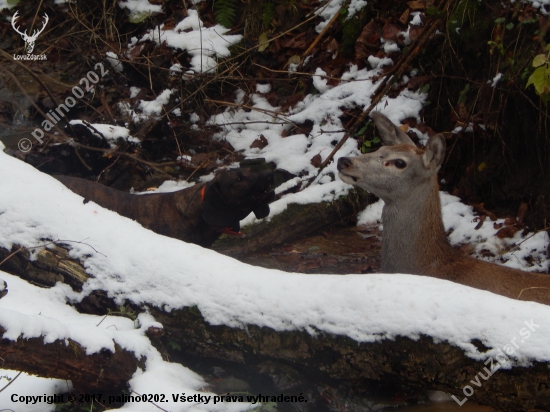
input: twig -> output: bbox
[205,98,306,133]
[0,66,69,143]
[0,372,22,395]
[517,286,550,300]
[302,4,343,57]
[253,62,360,82]
[315,0,456,175]
[513,226,550,247]
[69,142,178,177]
[0,247,25,267]
[0,239,106,271]
[0,49,61,111]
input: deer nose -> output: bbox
[337,157,353,171]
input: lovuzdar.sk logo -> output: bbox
[11,10,49,61]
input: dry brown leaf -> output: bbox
[398,9,411,26]
[472,204,498,221]
[474,214,486,230]
[250,134,268,150]
[495,226,519,239]
[407,76,430,90]
[310,153,322,167]
[407,1,427,10]
[504,217,517,226]
[409,26,423,42]
[283,32,308,49]
[355,19,380,59]
[325,37,339,54]
[382,23,401,42]
[517,202,528,224]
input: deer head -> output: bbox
[337,111,446,204]
[12,11,49,54]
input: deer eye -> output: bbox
[394,159,407,169]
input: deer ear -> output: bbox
[422,134,446,170]
[371,111,415,146]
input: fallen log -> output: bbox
[1,242,549,411]
[0,327,138,391]
[213,189,371,255]
[148,306,550,412]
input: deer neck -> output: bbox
[381,175,453,275]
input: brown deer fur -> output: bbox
[337,111,550,305]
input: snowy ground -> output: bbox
[2,0,550,411]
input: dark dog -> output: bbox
[54,168,275,247]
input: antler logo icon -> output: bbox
[11,11,49,54]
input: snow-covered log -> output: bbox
[151,307,550,412]
[0,326,137,390]
[1,242,550,411]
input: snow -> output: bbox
[118,0,162,14]
[118,89,176,124]
[315,0,368,32]
[106,51,124,72]
[69,120,140,147]
[136,9,242,73]
[490,72,503,87]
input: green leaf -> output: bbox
[419,83,430,93]
[505,22,514,30]
[526,67,550,97]
[355,125,368,136]
[427,6,442,17]
[214,0,239,28]
[532,54,547,68]
[258,32,270,52]
[372,136,381,144]
[287,54,301,66]
[458,83,470,104]
[494,17,505,24]
[128,11,152,23]
[168,341,182,351]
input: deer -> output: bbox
[337,111,550,305]
[11,11,49,54]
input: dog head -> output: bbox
[201,168,276,231]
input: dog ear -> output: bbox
[202,183,241,228]
[253,204,270,219]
